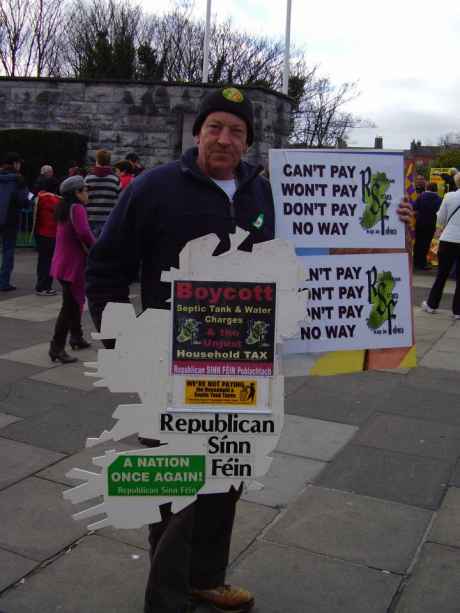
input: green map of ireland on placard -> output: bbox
[367,271,396,330]
[361,171,391,229]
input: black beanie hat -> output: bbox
[192,87,254,146]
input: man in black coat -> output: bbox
[413,182,442,269]
[86,87,414,613]
[87,88,270,613]
[0,152,29,291]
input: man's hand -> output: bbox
[397,198,414,224]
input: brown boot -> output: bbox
[190,584,254,612]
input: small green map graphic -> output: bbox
[246,320,270,345]
[361,171,391,230]
[177,319,200,343]
[367,271,396,330]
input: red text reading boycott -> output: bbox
[176,283,274,305]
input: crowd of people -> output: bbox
[0,151,143,289]
[0,150,144,364]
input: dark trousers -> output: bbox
[144,488,241,613]
[414,222,436,268]
[427,241,460,315]
[35,235,55,292]
[51,281,83,349]
[0,226,17,289]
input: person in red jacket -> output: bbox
[33,176,60,296]
[114,160,135,191]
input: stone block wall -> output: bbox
[0,78,293,169]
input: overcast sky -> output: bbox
[141,0,460,149]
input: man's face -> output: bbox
[195,112,248,180]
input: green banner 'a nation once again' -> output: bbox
[108,455,206,497]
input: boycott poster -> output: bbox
[270,149,405,248]
[171,280,276,376]
[283,253,412,354]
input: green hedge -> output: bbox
[0,129,87,188]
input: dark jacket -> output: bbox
[0,170,28,230]
[414,191,442,226]
[86,147,274,325]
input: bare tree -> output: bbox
[291,79,365,147]
[0,0,363,147]
[30,0,65,76]
[438,132,460,148]
[0,0,33,75]
[0,0,66,77]
[63,0,113,76]
[138,10,307,90]
[139,6,203,82]
[63,0,141,78]
[207,21,285,86]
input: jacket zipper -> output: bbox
[228,198,236,232]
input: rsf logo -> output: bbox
[365,267,399,335]
[360,167,395,235]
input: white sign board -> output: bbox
[64,232,308,529]
[270,149,405,248]
[282,253,412,354]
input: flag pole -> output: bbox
[202,0,212,83]
[282,0,292,95]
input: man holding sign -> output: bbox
[86,88,412,613]
[87,88,273,613]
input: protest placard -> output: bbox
[171,280,276,377]
[270,149,405,248]
[283,253,412,354]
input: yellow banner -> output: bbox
[430,168,453,197]
[430,168,452,182]
[185,380,257,405]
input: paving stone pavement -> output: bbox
[0,251,459,613]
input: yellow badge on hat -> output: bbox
[222,88,244,103]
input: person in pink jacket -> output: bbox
[49,176,96,364]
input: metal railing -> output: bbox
[16,208,35,248]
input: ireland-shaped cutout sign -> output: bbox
[63,230,308,529]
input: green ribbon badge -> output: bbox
[252,213,264,229]
[222,87,244,103]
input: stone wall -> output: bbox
[0,78,293,168]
